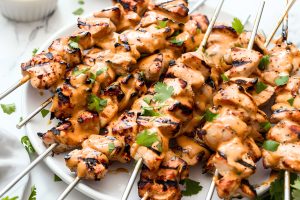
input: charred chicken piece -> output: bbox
[38,110,100,153]
[21,52,68,90]
[138,151,189,200]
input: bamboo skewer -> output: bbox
[120,0,225,199]
[0,75,30,101]
[204,1,266,199]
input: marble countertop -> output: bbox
[0,0,299,199]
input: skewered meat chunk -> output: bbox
[99,71,147,127]
[94,4,141,32]
[149,0,189,23]
[65,147,109,180]
[114,0,149,16]
[38,110,100,153]
[138,151,189,200]
[263,76,300,173]
[235,31,268,54]
[137,49,177,82]
[259,38,300,86]
[21,53,68,90]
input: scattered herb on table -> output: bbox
[1,103,16,115]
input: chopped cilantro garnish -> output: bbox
[181,178,202,196]
[68,36,80,49]
[275,75,289,86]
[260,121,271,132]
[288,98,295,106]
[108,143,115,154]
[32,48,38,56]
[136,129,160,149]
[143,96,152,104]
[1,103,16,115]
[255,81,268,94]
[292,177,300,199]
[21,136,35,154]
[78,0,84,5]
[153,82,174,103]
[196,28,202,34]
[54,174,62,182]
[156,20,168,29]
[1,196,18,200]
[73,67,89,76]
[232,17,244,34]
[87,94,107,112]
[89,67,108,83]
[170,38,184,46]
[72,8,84,15]
[263,140,279,152]
[28,185,36,200]
[40,109,49,118]
[258,55,270,70]
[204,110,219,122]
[141,106,160,117]
[221,73,229,82]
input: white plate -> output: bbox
[23,4,271,200]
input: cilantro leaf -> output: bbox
[1,103,16,115]
[141,106,160,117]
[40,109,49,118]
[32,48,38,56]
[258,55,270,70]
[263,140,279,152]
[21,136,35,154]
[72,8,84,15]
[221,73,229,82]
[108,143,115,154]
[255,81,268,94]
[73,67,89,76]
[204,110,219,122]
[68,36,80,49]
[28,185,36,200]
[78,0,84,5]
[232,17,244,34]
[287,98,295,106]
[196,28,202,34]
[54,174,62,182]
[156,20,168,29]
[89,67,108,83]
[181,178,202,196]
[1,196,18,200]
[153,82,174,103]
[136,129,160,148]
[275,75,289,86]
[143,96,152,104]
[170,38,184,46]
[292,177,300,199]
[87,94,107,112]
[260,121,271,132]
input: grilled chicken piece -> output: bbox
[236,31,268,54]
[21,52,68,90]
[149,0,189,23]
[65,147,109,180]
[114,0,149,16]
[138,49,177,82]
[38,110,100,153]
[263,76,300,173]
[172,13,209,52]
[94,4,141,32]
[259,39,300,86]
[201,82,265,199]
[208,137,259,199]
[166,52,210,90]
[138,151,189,200]
[99,72,147,127]
[173,135,210,166]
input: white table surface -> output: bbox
[0,0,299,199]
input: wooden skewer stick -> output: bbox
[56,177,81,200]
[0,75,30,101]
[0,143,58,198]
[16,96,53,129]
[120,1,225,200]
[204,1,265,199]
[264,0,296,47]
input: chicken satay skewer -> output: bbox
[120,1,225,200]
[205,1,266,199]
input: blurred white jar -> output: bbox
[0,0,58,22]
